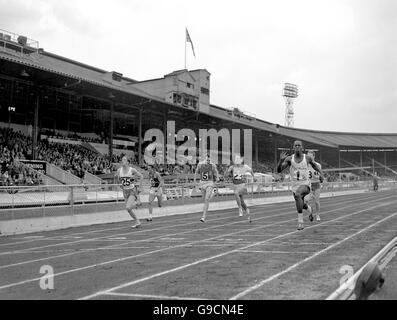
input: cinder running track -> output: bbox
[0,189,396,300]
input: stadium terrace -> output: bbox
[1,28,397,185]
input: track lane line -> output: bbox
[78,199,397,300]
[2,198,391,293]
[0,191,382,249]
[0,192,384,255]
[229,211,397,300]
[0,194,388,270]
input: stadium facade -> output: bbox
[1,29,397,179]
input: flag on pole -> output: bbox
[186,28,196,58]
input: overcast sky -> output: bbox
[1,0,396,133]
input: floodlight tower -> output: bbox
[283,83,299,127]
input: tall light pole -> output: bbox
[283,83,298,127]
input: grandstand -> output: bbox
[1,28,397,186]
[1,28,397,302]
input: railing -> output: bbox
[15,160,62,186]
[84,171,103,185]
[46,162,82,185]
[2,179,395,221]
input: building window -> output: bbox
[173,93,181,104]
[186,83,194,89]
[201,87,209,95]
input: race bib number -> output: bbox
[294,170,307,181]
[121,177,135,188]
[309,171,319,179]
[201,172,209,181]
[234,173,243,180]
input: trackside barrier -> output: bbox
[83,171,104,185]
[46,162,82,185]
[1,179,396,221]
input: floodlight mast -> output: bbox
[283,83,298,127]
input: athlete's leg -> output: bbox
[239,192,252,223]
[314,188,321,220]
[157,192,163,208]
[126,194,141,227]
[201,186,214,222]
[147,191,155,222]
[234,191,243,216]
[294,185,311,229]
[294,185,311,213]
[240,194,248,211]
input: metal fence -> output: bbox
[1,179,396,221]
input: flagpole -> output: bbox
[184,28,187,69]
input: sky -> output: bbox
[0,0,396,133]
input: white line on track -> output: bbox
[0,205,299,259]
[0,202,294,254]
[0,192,385,256]
[0,194,386,270]
[101,292,207,300]
[235,250,315,254]
[0,201,288,247]
[229,211,397,300]
[78,199,397,300]
[0,192,380,249]
[1,199,392,293]
[0,209,305,270]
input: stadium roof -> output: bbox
[210,104,397,149]
[0,49,160,102]
[1,48,397,150]
[278,126,397,149]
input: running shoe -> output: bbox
[200,218,205,223]
[297,223,305,231]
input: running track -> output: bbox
[0,189,396,300]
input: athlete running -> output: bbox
[147,165,164,222]
[305,150,323,222]
[277,141,324,230]
[194,153,219,223]
[115,156,144,229]
[226,154,255,223]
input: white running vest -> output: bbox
[308,161,322,184]
[118,167,136,190]
[289,154,311,192]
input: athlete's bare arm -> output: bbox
[114,169,120,185]
[194,163,201,184]
[131,168,144,188]
[157,172,164,189]
[247,166,255,181]
[277,152,292,173]
[213,164,219,182]
[225,165,234,180]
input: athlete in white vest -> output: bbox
[305,150,323,222]
[115,156,143,229]
[195,153,219,223]
[277,141,324,230]
[226,154,255,223]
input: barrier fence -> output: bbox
[0,179,396,221]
